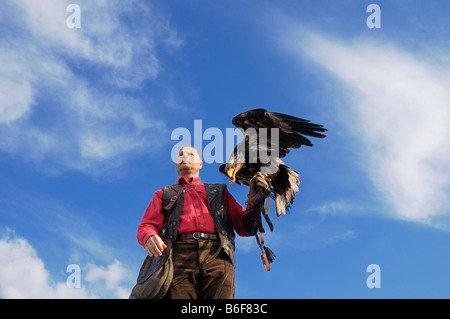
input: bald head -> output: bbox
[175,145,203,178]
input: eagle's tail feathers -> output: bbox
[273,166,300,217]
[274,193,287,217]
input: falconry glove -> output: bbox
[242,173,276,271]
[242,174,270,236]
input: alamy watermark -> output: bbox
[65,262,381,290]
[66,264,81,289]
[366,264,381,288]
[66,4,81,29]
[366,4,381,29]
[64,4,380,31]
[171,120,280,175]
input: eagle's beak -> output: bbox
[227,167,236,184]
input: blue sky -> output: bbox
[1,0,449,298]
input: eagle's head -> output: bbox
[220,161,245,184]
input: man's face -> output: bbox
[176,146,203,176]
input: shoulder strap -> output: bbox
[161,180,202,240]
[162,180,202,215]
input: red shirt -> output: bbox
[137,176,250,247]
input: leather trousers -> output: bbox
[164,238,235,299]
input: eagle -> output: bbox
[219,109,327,269]
[220,108,327,216]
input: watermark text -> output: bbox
[171,120,280,174]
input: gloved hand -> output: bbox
[242,174,271,236]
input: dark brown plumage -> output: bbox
[220,108,327,217]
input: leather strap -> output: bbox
[162,180,202,213]
[177,232,219,241]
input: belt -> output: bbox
[177,232,219,241]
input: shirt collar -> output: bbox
[177,176,201,186]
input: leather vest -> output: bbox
[162,183,236,264]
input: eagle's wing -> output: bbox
[232,108,327,158]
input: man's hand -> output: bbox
[145,235,167,257]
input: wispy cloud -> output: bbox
[280,27,450,227]
[0,179,126,264]
[0,0,181,174]
[263,219,357,252]
[306,200,361,216]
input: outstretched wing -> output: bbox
[231,108,327,158]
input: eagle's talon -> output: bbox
[253,172,271,190]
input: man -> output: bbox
[137,145,268,299]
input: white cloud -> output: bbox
[282,28,450,226]
[0,184,136,299]
[0,0,179,174]
[85,259,132,299]
[0,230,131,299]
[0,231,90,298]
